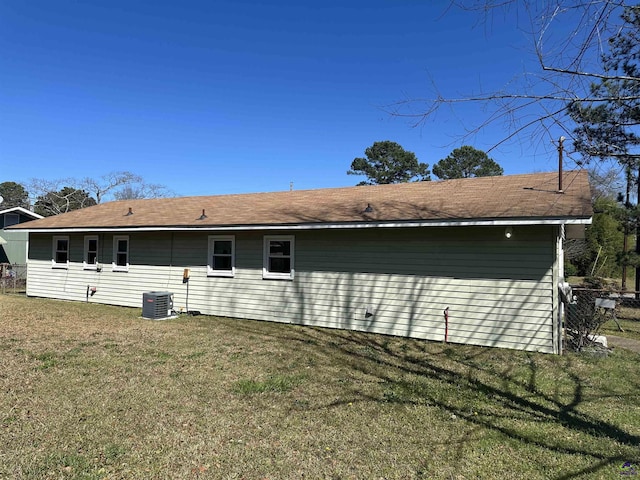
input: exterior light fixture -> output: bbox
[505,227,513,239]
[364,203,373,213]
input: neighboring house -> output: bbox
[10,171,592,354]
[0,207,43,264]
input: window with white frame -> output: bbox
[263,235,294,280]
[83,235,99,269]
[207,235,235,277]
[112,235,129,271]
[52,235,70,268]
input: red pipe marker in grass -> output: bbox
[443,307,449,343]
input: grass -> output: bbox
[602,318,640,340]
[600,304,640,341]
[233,374,306,395]
[0,295,639,479]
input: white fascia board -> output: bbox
[18,216,592,234]
[0,206,44,219]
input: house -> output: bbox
[10,171,592,354]
[0,206,43,264]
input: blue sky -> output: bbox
[0,0,573,198]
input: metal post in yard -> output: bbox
[636,165,640,299]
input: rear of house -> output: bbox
[12,171,593,354]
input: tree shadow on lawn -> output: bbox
[231,321,640,479]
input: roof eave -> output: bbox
[0,206,44,219]
[17,216,593,233]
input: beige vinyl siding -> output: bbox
[26,225,558,353]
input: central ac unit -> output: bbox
[142,292,174,320]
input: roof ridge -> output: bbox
[111,169,586,203]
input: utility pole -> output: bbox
[636,164,640,295]
[622,167,631,290]
[558,136,565,193]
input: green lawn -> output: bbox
[601,304,640,341]
[0,295,639,479]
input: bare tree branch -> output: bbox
[540,65,640,82]
[391,1,634,154]
[81,171,143,204]
[113,183,175,200]
[27,172,174,215]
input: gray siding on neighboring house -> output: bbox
[26,225,559,353]
[0,230,29,264]
[1,211,41,264]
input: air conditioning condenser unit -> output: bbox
[142,291,174,320]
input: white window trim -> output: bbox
[112,235,129,272]
[52,235,70,269]
[263,235,295,280]
[83,235,99,270]
[207,235,235,277]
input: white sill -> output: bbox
[207,269,235,278]
[262,270,294,281]
[112,263,129,272]
[83,263,98,271]
[51,262,69,270]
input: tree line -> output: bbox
[2,144,501,219]
[347,141,503,185]
[0,171,173,217]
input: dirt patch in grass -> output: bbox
[1,295,639,479]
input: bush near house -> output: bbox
[566,197,625,279]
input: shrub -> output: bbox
[565,262,578,277]
[565,287,614,351]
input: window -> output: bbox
[263,235,294,280]
[52,236,69,268]
[112,236,129,271]
[207,235,235,277]
[83,235,99,269]
[4,213,19,228]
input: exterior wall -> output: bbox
[26,225,559,353]
[0,230,29,264]
[1,211,41,264]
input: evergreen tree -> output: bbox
[432,146,503,179]
[0,181,29,209]
[569,197,625,278]
[347,141,430,185]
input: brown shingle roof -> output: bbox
[12,170,592,231]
